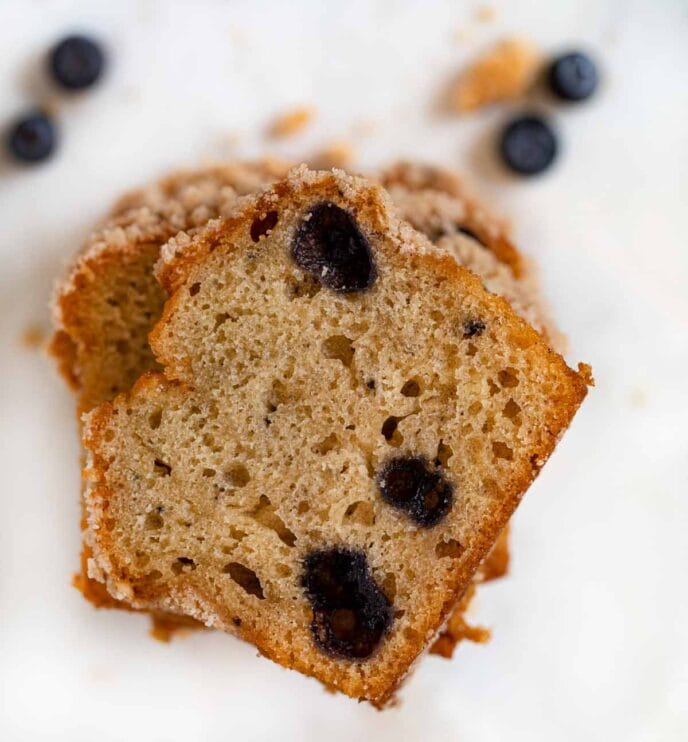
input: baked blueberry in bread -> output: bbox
[81,167,587,703]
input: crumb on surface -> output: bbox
[268,106,316,138]
[310,141,356,170]
[21,323,46,349]
[450,38,541,112]
[475,5,496,22]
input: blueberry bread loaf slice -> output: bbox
[52,159,541,630]
[83,167,588,703]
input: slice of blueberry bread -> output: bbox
[51,159,543,634]
[82,166,588,703]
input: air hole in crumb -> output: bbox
[382,573,397,601]
[488,378,500,396]
[468,401,482,416]
[224,562,265,599]
[250,210,278,242]
[430,309,444,324]
[229,526,247,541]
[251,495,296,546]
[276,563,291,577]
[225,464,250,488]
[343,500,375,526]
[466,342,478,357]
[314,433,339,455]
[148,570,163,580]
[400,378,421,397]
[366,379,376,390]
[145,510,164,530]
[189,282,201,296]
[498,368,519,388]
[297,501,310,514]
[435,538,464,559]
[232,617,242,627]
[381,416,404,446]
[492,441,514,461]
[148,409,162,429]
[171,557,196,575]
[202,468,216,478]
[503,398,521,420]
[435,440,454,467]
[463,319,486,338]
[154,459,172,476]
[214,312,230,330]
[288,275,321,299]
[104,429,115,442]
[267,379,288,412]
[322,335,354,367]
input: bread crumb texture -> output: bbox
[82,167,587,704]
[451,38,541,112]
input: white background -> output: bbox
[1,1,687,740]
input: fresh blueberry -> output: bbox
[48,35,105,90]
[548,52,598,102]
[499,116,558,176]
[7,113,57,163]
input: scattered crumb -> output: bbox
[577,362,595,387]
[20,323,46,349]
[475,5,496,23]
[268,106,316,139]
[450,38,541,112]
[310,141,356,170]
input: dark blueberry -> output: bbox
[48,35,105,90]
[6,113,56,163]
[499,116,558,176]
[463,319,486,338]
[302,548,392,660]
[548,52,598,102]
[292,202,376,293]
[377,457,453,527]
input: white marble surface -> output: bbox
[1,1,687,740]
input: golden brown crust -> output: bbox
[83,168,588,704]
[378,161,524,276]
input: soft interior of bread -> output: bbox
[85,171,585,701]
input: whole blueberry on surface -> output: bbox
[49,35,105,90]
[499,115,558,176]
[7,113,57,163]
[548,52,598,102]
